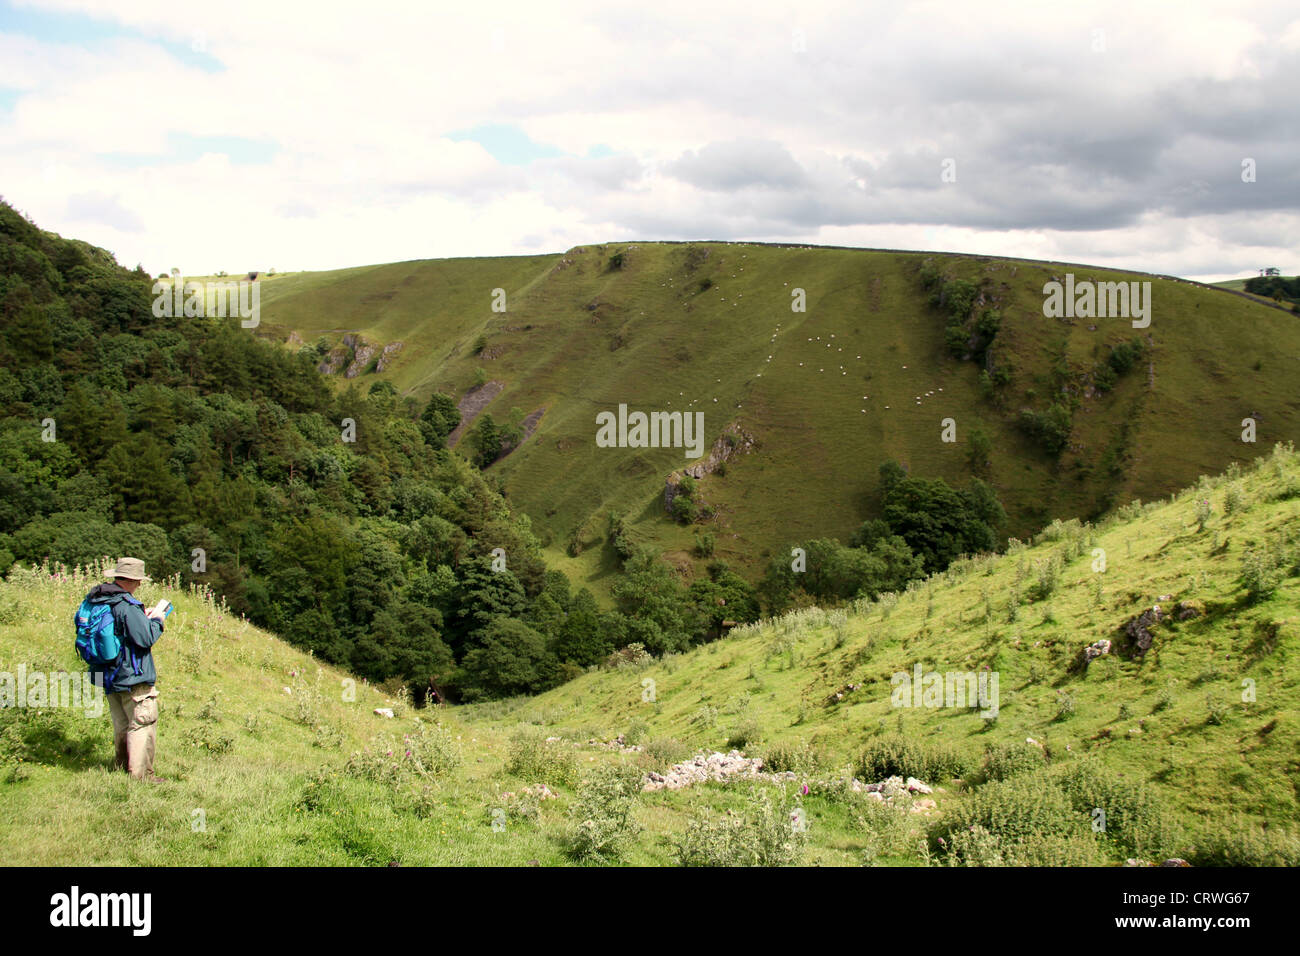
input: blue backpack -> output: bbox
[74,598,125,687]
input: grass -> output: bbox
[3,444,1297,865]
[255,243,1300,602]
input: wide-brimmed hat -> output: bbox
[106,557,150,581]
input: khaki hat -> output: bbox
[107,557,150,581]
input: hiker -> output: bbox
[79,558,167,782]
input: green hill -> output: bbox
[4,444,1298,866]
[257,244,1300,597]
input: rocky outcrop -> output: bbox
[664,421,756,510]
[346,339,379,378]
[318,345,350,375]
[375,341,404,372]
[1081,638,1112,665]
[1123,605,1164,659]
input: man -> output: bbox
[83,557,166,782]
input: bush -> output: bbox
[1239,547,1281,602]
[343,718,462,783]
[604,643,652,670]
[672,786,806,866]
[726,718,762,751]
[694,532,715,558]
[856,734,974,783]
[505,728,578,787]
[850,795,922,865]
[762,738,823,776]
[623,718,650,745]
[567,764,643,862]
[1188,819,1300,867]
[982,741,1046,782]
[938,771,1106,866]
[640,737,692,771]
[1054,760,1180,859]
[1018,404,1072,456]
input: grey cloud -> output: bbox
[664,140,808,191]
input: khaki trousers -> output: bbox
[107,684,158,779]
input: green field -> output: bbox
[255,244,1300,600]
[4,444,1297,866]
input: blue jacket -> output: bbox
[84,583,164,692]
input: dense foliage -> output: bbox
[761,460,1005,610]
[0,199,764,700]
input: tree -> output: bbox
[554,588,609,667]
[460,617,558,699]
[470,413,503,468]
[420,392,460,447]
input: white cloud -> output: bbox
[0,0,1296,279]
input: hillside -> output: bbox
[4,446,1298,866]
[256,243,1300,596]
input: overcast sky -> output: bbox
[1,0,1297,281]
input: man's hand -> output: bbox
[145,607,164,621]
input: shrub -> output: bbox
[1239,547,1281,602]
[505,728,578,787]
[604,643,652,670]
[938,771,1106,866]
[1018,404,1072,456]
[762,738,823,776]
[640,737,692,771]
[856,734,974,783]
[672,786,806,866]
[567,764,643,862]
[1054,759,1180,859]
[1188,819,1300,867]
[726,718,762,751]
[623,718,650,745]
[982,741,1047,782]
[851,794,921,864]
[694,532,715,558]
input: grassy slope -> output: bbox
[3,447,1297,866]
[256,244,1300,601]
[469,442,1300,831]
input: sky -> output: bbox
[1,0,1297,281]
